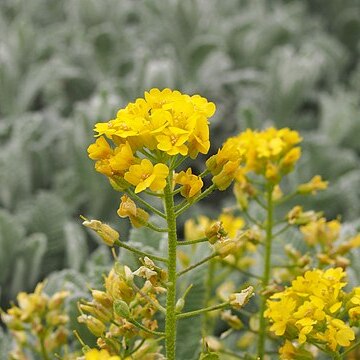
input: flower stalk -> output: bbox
[163,175,178,360]
[257,183,274,359]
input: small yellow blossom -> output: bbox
[85,349,120,360]
[109,142,136,174]
[124,159,169,193]
[156,127,190,156]
[87,136,113,160]
[175,168,203,198]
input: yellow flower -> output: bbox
[87,137,113,160]
[190,94,216,117]
[321,318,355,351]
[109,142,136,174]
[144,88,183,109]
[85,349,120,360]
[212,160,240,190]
[124,159,169,193]
[265,294,297,336]
[93,121,117,138]
[266,268,355,352]
[175,168,203,198]
[280,147,301,170]
[156,127,190,156]
[187,115,210,159]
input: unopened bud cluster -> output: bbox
[78,263,165,357]
[1,283,70,359]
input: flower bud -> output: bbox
[117,195,149,228]
[221,310,243,330]
[205,221,227,244]
[229,286,254,309]
[83,219,119,247]
[212,160,239,190]
[48,291,70,310]
[114,300,131,319]
[214,238,237,257]
[78,315,106,337]
[175,298,185,313]
[297,175,328,195]
[91,290,112,308]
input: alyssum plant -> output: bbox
[82,88,254,360]
[2,88,360,360]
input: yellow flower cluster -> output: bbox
[85,349,120,360]
[78,264,164,357]
[206,127,302,189]
[87,88,215,193]
[1,283,69,359]
[265,268,355,354]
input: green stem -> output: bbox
[177,237,208,246]
[163,176,178,360]
[128,319,165,336]
[340,339,360,358]
[203,259,215,335]
[131,283,166,314]
[126,339,145,357]
[114,240,168,263]
[257,184,274,359]
[125,189,166,219]
[177,253,219,277]
[219,260,263,280]
[145,222,169,233]
[175,184,216,217]
[177,301,229,319]
[242,209,264,228]
[39,334,50,360]
[273,224,291,238]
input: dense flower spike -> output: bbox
[88,88,216,194]
[78,264,164,358]
[206,127,302,188]
[1,283,70,359]
[265,268,355,355]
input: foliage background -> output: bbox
[0,0,360,356]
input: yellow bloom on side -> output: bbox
[175,168,203,198]
[124,159,169,193]
[109,142,136,174]
[87,136,113,160]
[156,127,190,156]
[85,349,120,360]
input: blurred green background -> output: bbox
[1,0,360,330]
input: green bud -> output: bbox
[175,298,185,313]
[114,300,130,319]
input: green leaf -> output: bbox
[64,221,88,271]
[0,210,25,284]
